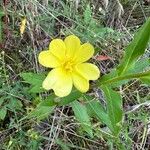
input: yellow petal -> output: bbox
[75,63,100,80]
[74,43,94,63]
[72,72,89,93]
[49,39,66,60]
[53,73,72,97]
[43,68,72,97]
[38,50,61,68]
[64,35,81,58]
[42,69,58,90]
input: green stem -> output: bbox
[98,70,150,86]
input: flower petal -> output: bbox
[72,72,89,93]
[49,39,66,60]
[38,50,61,68]
[74,43,94,63]
[64,35,81,58]
[75,63,100,80]
[43,68,72,97]
[42,69,58,90]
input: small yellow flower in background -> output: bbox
[20,17,27,36]
[38,35,100,97]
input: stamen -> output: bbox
[63,60,74,72]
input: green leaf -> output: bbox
[20,72,46,85]
[0,107,7,120]
[31,90,82,111]
[0,8,5,17]
[84,4,92,25]
[7,98,23,110]
[71,100,93,138]
[134,58,150,73]
[58,90,82,106]
[20,72,46,93]
[136,59,150,85]
[95,27,114,37]
[28,106,55,121]
[0,97,4,106]
[117,18,150,75]
[38,95,57,107]
[102,86,123,136]
[29,85,44,93]
[26,89,81,121]
[84,95,112,131]
[99,58,150,87]
[140,75,150,85]
[98,70,118,85]
[27,98,55,121]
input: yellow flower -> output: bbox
[38,35,100,97]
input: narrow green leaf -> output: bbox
[0,107,7,120]
[71,100,93,138]
[84,95,112,131]
[102,86,123,136]
[117,18,150,75]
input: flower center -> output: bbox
[62,60,74,72]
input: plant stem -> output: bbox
[98,70,150,86]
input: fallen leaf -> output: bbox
[96,55,112,61]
